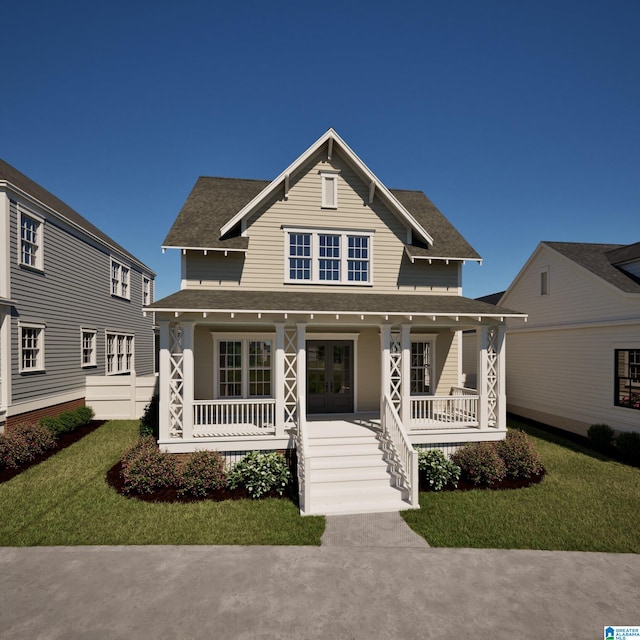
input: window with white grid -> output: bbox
[143,276,152,305]
[110,258,130,299]
[410,341,432,395]
[106,332,133,374]
[81,329,97,367]
[20,324,45,372]
[285,229,372,284]
[19,210,44,270]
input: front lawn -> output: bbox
[0,420,324,546]
[402,418,640,552]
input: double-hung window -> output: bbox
[215,336,272,398]
[81,329,97,367]
[19,209,44,270]
[106,332,134,374]
[615,349,640,410]
[143,276,152,305]
[111,259,130,299]
[285,229,372,285]
[410,340,433,395]
[20,324,45,372]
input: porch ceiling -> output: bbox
[147,289,526,325]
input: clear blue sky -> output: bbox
[2,0,638,301]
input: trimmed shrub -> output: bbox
[451,442,506,486]
[120,436,177,494]
[615,431,640,466]
[418,449,461,491]
[227,451,291,499]
[496,430,545,479]
[587,423,616,453]
[139,394,159,439]
[39,406,94,436]
[0,423,57,470]
[178,450,228,497]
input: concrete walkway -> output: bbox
[1,545,638,640]
[322,511,429,547]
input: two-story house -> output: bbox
[148,129,525,515]
[0,159,156,429]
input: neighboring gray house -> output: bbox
[492,241,639,436]
[148,129,526,515]
[0,159,156,429]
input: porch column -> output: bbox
[477,326,489,430]
[401,324,411,423]
[158,319,171,443]
[380,324,391,401]
[496,325,507,431]
[275,322,285,437]
[296,323,307,423]
[181,321,195,441]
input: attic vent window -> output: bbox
[540,267,549,296]
[321,172,338,209]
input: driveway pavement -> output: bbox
[1,543,637,640]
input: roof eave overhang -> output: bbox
[404,247,483,265]
[218,129,434,246]
[161,245,248,254]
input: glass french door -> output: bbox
[306,340,354,413]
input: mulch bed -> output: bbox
[420,471,545,492]
[106,460,299,504]
[0,421,106,485]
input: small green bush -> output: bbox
[120,436,177,494]
[418,449,461,490]
[178,450,228,497]
[0,423,57,470]
[496,430,545,478]
[451,442,506,486]
[139,394,159,439]
[615,431,640,466]
[587,423,616,453]
[227,451,291,499]
[39,406,94,435]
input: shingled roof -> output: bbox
[149,288,523,319]
[545,241,640,294]
[162,177,481,261]
[0,158,154,273]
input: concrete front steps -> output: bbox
[303,418,411,516]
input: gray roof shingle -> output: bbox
[0,158,154,272]
[163,177,481,261]
[545,241,640,293]
[149,288,522,317]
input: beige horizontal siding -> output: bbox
[185,150,460,294]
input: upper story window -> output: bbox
[143,276,152,305]
[19,209,44,271]
[615,349,640,410]
[285,229,372,285]
[20,323,45,373]
[321,172,338,209]
[111,258,130,299]
[540,267,549,296]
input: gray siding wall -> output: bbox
[184,150,461,294]
[9,198,154,407]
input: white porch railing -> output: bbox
[381,394,418,508]
[193,399,276,435]
[410,389,479,430]
[295,398,311,514]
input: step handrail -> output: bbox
[295,398,311,514]
[381,394,419,507]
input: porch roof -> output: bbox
[148,289,525,322]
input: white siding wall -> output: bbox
[503,244,640,435]
[184,151,460,295]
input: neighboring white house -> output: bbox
[0,159,157,429]
[148,129,526,514]
[496,241,640,436]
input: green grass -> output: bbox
[0,421,324,546]
[402,418,640,552]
